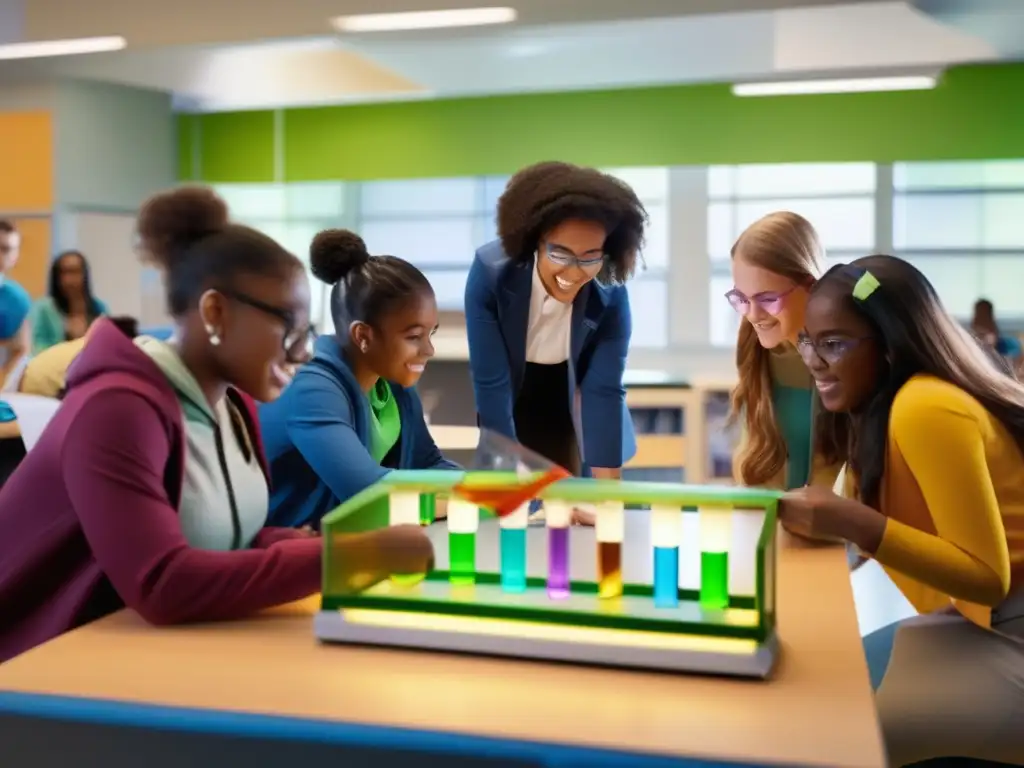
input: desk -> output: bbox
[0,535,883,768]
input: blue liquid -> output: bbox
[653,546,680,608]
[500,528,527,593]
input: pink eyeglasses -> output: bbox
[724,284,800,317]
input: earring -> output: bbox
[206,324,221,347]
[360,342,368,353]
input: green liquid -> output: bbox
[700,550,730,609]
[449,531,476,585]
[419,494,436,526]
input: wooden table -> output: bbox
[0,535,884,768]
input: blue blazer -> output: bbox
[464,240,636,470]
[259,335,459,528]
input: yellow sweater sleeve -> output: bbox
[876,381,1011,607]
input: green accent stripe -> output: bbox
[197,111,275,182]
[322,572,761,640]
[180,63,1024,183]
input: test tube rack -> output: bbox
[315,470,781,679]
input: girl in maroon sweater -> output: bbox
[0,186,432,662]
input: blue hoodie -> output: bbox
[259,335,459,528]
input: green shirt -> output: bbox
[769,345,815,491]
[368,379,401,463]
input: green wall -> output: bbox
[178,62,1024,183]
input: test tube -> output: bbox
[596,500,625,599]
[499,502,529,593]
[447,498,479,586]
[545,500,572,599]
[650,504,681,608]
[699,506,731,609]
[389,491,424,586]
[419,493,436,526]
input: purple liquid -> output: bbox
[547,526,570,599]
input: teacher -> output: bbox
[464,161,646,482]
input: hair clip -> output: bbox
[852,270,880,301]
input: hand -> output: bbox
[328,525,435,594]
[572,505,596,526]
[779,485,850,544]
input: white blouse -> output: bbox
[525,260,572,365]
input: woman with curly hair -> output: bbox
[727,211,843,490]
[465,161,645,495]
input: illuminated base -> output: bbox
[315,581,778,679]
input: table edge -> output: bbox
[0,690,755,768]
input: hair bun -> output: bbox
[309,229,370,284]
[137,186,229,268]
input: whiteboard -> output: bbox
[68,211,170,330]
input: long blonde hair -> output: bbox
[729,212,825,486]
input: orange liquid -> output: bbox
[597,541,623,599]
[453,467,570,517]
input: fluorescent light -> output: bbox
[0,36,126,61]
[732,75,936,97]
[332,7,516,32]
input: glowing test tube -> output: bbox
[447,498,479,586]
[418,493,436,526]
[699,506,732,609]
[596,500,625,599]
[651,505,682,608]
[389,491,423,586]
[499,502,529,593]
[545,500,572,599]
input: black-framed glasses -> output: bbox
[796,333,873,366]
[216,286,317,364]
[540,243,605,271]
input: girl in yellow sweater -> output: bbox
[782,254,1024,765]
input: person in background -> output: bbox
[0,220,31,389]
[30,249,109,353]
[464,162,644,512]
[260,229,459,530]
[783,256,1024,765]
[20,315,139,399]
[0,188,432,663]
[972,298,1023,374]
[727,211,842,491]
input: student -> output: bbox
[464,161,643,486]
[0,188,432,663]
[783,255,1024,765]
[727,211,841,490]
[20,315,139,398]
[260,229,458,530]
[0,219,31,388]
[30,249,109,353]
[972,298,1023,374]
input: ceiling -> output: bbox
[0,0,1006,112]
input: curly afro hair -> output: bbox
[496,161,648,284]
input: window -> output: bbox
[707,163,878,345]
[894,160,1024,318]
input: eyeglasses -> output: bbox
[796,333,873,366]
[725,285,800,317]
[216,287,317,364]
[540,243,605,271]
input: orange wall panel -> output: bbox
[0,111,53,211]
[7,217,52,298]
